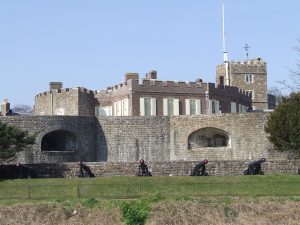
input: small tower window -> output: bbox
[245,74,254,83]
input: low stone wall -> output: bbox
[1,160,299,179]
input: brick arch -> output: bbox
[41,129,77,151]
[188,127,229,149]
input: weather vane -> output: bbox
[243,43,250,59]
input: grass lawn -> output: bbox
[0,175,300,200]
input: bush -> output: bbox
[81,198,99,208]
[265,92,300,153]
[120,200,149,225]
[0,121,35,161]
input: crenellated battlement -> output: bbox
[217,58,267,74]
[208,83,251,99]
[35,87,95,99]
[217,58,266,67]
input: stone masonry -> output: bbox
[0,113,294,164]
[216,58,268,110]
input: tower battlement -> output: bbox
[35,87,95,99]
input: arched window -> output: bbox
[188,127,229,149]
[41,130,77,151]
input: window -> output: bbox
[245,74,254,83]
[113,99,129,116]
[163,98,179,116]
[209,100,220,114]
[95,106,112,117]
[168,99,174,116]
[231,102,237,113]
[238,104,247,113]
[140,97,156,116]
[185,99,201,115]
[219,76,224,86]
[247,90,254,100]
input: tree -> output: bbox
[268,87,284,106]
[0,121,35,162]
[265,92,300,153]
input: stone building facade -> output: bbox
[35,71,251,117]
[216,58,269,110]
[0,113,290,164]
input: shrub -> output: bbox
[120,199,149,225]
[265,92,300,153]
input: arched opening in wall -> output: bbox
[41,130,77,151]
[188,127,229,149]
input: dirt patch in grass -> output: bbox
[146,199,300,225]
[0,203,123,225]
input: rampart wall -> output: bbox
[0,113,293,164]
[1,160,299,179]
[0,116,97,163]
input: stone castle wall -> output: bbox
[0,116,97,163]
[96,116,170,162]
[2,160,298,179]
[0,113,293,164]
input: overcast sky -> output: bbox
[0,0,299,106]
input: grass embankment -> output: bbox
[1,175,300,225]
[0,175,300,200]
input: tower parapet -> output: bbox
[216,58,268,110]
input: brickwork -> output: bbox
[0,113,296,165]
[34,74,251,117]
[34,88,96,116]
[0,116,97,163]
[96,116,170,162]
[216,58,268,110]
[3,160,298,178]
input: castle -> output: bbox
[0,57,286,166]
[34,58,274,118]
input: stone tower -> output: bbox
[216,58,268,110]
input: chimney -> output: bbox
[1,99,10,116]
[146,70,157,79]
[49,82,63,90]
[125,73,139,82]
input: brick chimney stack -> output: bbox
[125,73,139,81]
[146,70,157,79]
[49,82,63,90]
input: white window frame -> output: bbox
[245,74,254,83]
[209,100,220,114]
[185,99,201,115]
[140,97,156,116]
[163,98,179,116]
[238,104,247,113]
[247,90,255,100]
[95,106,112,117]
[231,102,237,113]
[113,99,129,116]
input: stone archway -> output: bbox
[41,130,77,151]
[188,127,229,149]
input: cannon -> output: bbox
[137,159,152,176]
[191,159,209,176]
[244,158,266,175]
[77,162,95,177]
[16,162,36,179]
